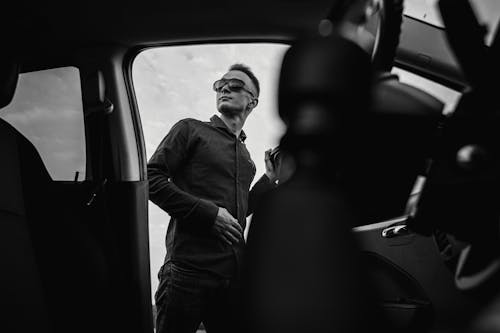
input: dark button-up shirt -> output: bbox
[148,115,272,278]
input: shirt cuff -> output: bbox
[257,174,276,189]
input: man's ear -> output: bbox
[249,98,259,108]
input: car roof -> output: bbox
[6,0,490,88]
[7,0,335,51]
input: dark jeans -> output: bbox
[154,262,242,333]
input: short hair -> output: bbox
[229,63,260,97]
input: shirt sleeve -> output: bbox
[147,120,219,229]
[247,174,276,216]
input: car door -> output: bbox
[352,67,482,332]
[354,214,481,332]
[0,52,153,333]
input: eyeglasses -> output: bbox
[213,78,255,98]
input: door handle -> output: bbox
[382,224,410,238]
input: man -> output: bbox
[148,63,276,333]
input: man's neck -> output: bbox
[219,113,247,138]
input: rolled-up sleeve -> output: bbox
[147,120,219,229]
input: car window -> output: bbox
[132,43,288,300]
[404,0,500,45]
[0,66,86,181]
[392,67,461,114]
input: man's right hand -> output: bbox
[213,207,243,246]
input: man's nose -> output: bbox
[220,84,231,94]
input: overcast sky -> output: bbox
[133,43,289,296]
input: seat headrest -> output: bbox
[278,34,372,124]
[0,59,20,108]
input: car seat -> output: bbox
[0,57,52,333]
[0,58,111,333]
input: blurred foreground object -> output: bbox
[243,33,386,333]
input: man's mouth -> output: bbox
[219,96,231,101]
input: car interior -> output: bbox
[1,0,499,332]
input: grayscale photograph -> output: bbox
[1,0,500,332]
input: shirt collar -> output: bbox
[210,115,247,142]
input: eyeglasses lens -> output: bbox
[213,79,245,92]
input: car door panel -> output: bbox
[354,220,481,331]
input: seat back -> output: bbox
[0,60,51,333]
